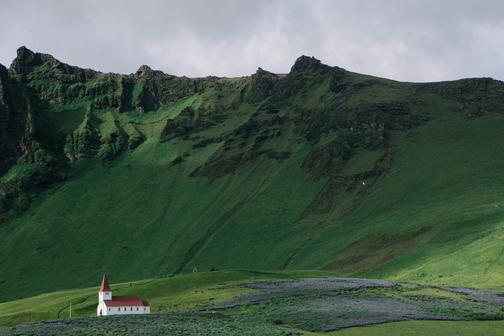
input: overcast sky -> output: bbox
[1,0,504,81]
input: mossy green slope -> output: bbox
[0,270,332,327]
[1,271,503,335]
[1,47,504,302]
[314,321,504,336]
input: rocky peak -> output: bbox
[290,55,324,73]
[250,67,278,98]
[255,67,270,76]
[0,63,7,78]
[15,46,35,60]
[253,67,278,80]
[0,64,8,108]
[9,46,62,74]
[136,65,155,78]
[10,46,39,73]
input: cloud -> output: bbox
[1,0,503,81]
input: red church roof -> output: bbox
[103,295,150,307]
[99,274,111,292]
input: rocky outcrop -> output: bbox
[129,64,200,113]
[64,113,101,161]
[302,139,353,178]
[160,103,228,143]
[0,63,37,170]
[0,65,13,169]
[190,112,287,179]
[290,55,326,73]
[421,77,504,117]
[0,60,66,219]
[10,46,41,74]
[9,47,200,115]
[248,67,280,101]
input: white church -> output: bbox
[96,274,150,316]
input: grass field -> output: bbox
[1,271,503,335]
[0,270,334,327]
[321,321,504,336]
[5,319,503,336]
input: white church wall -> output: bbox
[105,306,150,315]
[97,302,108,316]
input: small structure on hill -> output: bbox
[96,274,150,316]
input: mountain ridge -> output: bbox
[0,46,503,302]
[8,46,500,83]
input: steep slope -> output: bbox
[0,47,503,301]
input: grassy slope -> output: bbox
[1,92,504,302]
[357,113,504,287]
[0,270,333,327]
[0,116,324,300]
[1,61,504,305]
[1,271,503,335]
[285,102,504,287]
[307,321,504,336]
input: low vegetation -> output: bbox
[1,271,503,335]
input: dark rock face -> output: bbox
[291,55,325,73]
[10,46,38,73]
[248,67,280,100]
[0,68,66,219]
[10,47,200,114]
[421,77,504,117]
[302,139,353,177]
[0,63,36,170]
[189,111,286,179]
[0,65,15,169]
[64,114,101,161]
[130,71,199,113]
[136,64,155,78]
[161,106,197,141]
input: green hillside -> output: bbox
[1,271,503,335]
[0,270,332,327]
[0,46,503,302]
[322,321,504,336]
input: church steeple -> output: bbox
[98,274,112,302]
[99,274,111,292]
